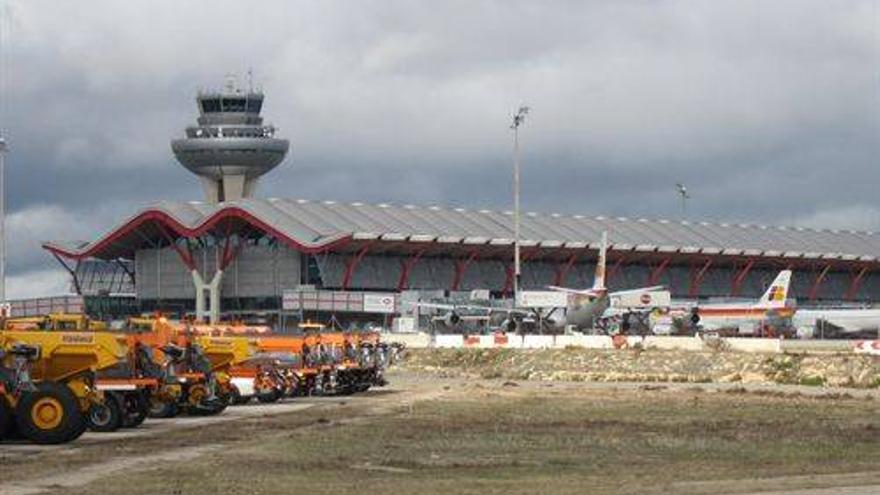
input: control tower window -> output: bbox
[246,98,263,113]
[221,98,247,112]
[201,98,221,113]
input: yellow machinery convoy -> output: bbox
[0,313,402,444]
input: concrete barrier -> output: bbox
[641,336,705,351]
[389,332,431,348]
[424,333,866,354]
[504,334,524,348]
[554,335,580,348]
[853,340,880,355]
[725,337,781,354]
[782,339,854,354]
[522,335,555,348]
[435,334,464,348]
[576,335,611,349]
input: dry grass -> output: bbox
[40,375,880,495]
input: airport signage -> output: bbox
[281,290,300,311]
[283,289,398,314]
[363,293,396,314]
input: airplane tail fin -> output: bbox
[592,231,607,292]
[756,270,792,308]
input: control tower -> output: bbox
[171,78,290,203]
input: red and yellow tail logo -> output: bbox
[769,286,785,301]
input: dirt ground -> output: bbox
[1,371,879,495]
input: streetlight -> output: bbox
[0,135,7,303]
[676,182,690,218]
[510,106,530,305]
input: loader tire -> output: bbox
[228,386,247,405]
[121,391,149,428]
[15,382,86,444]
[0,398,11,440]
[87,392,123,432]
[256,389,281,404]
[148,398,179,419]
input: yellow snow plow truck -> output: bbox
[0,330,128,444]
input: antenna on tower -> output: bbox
[247,68,253,93]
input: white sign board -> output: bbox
[517,290,568,308]
[363,293,396,314]
[281,290,299,311]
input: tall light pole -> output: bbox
[676,182,690,219]
[0,136,7,303]
[510,106,530,305]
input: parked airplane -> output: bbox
[418,232,667,332]
[657,270,795,336]
[792,308,880,339]
[546,232,666,331]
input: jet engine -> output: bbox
[443,312,461,327]
[500,318,518,333]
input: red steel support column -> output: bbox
[730,260,755,297]
[502,265,515,295]
[688,259,713,298]
[218,235,244,271]
[341,243,373,290]
[553,252,579,286]
[397,248,427,291]
[156,223,195,270]
[845,266,870,300]
[607,255,627,285]
[451,250,479,291]
[648,257,672,286]
[807,264,832,302]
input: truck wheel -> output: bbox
[121,392,149,428]
[15,382,86,444]
[0,398,11,440]
[228,386,245,405]
[148,398,179,419]
[256,389,280,404]
[87,392,123,432]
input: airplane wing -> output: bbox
[415,302,459,311]
[798,310,880,334]
[415,302,530,316]
[547,285,599,296]
[608,286,665,297]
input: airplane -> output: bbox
[792,308,880,339]
[546,231,667,332]
[417,232,668,333]
[656,270,795,336]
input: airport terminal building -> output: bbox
[35,81,880,324]
[43,197,880,318]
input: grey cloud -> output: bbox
[0,0,877,292]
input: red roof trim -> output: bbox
[42,206,354,260]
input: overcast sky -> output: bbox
[0,0,877,298]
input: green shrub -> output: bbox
[799,375,826,387]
